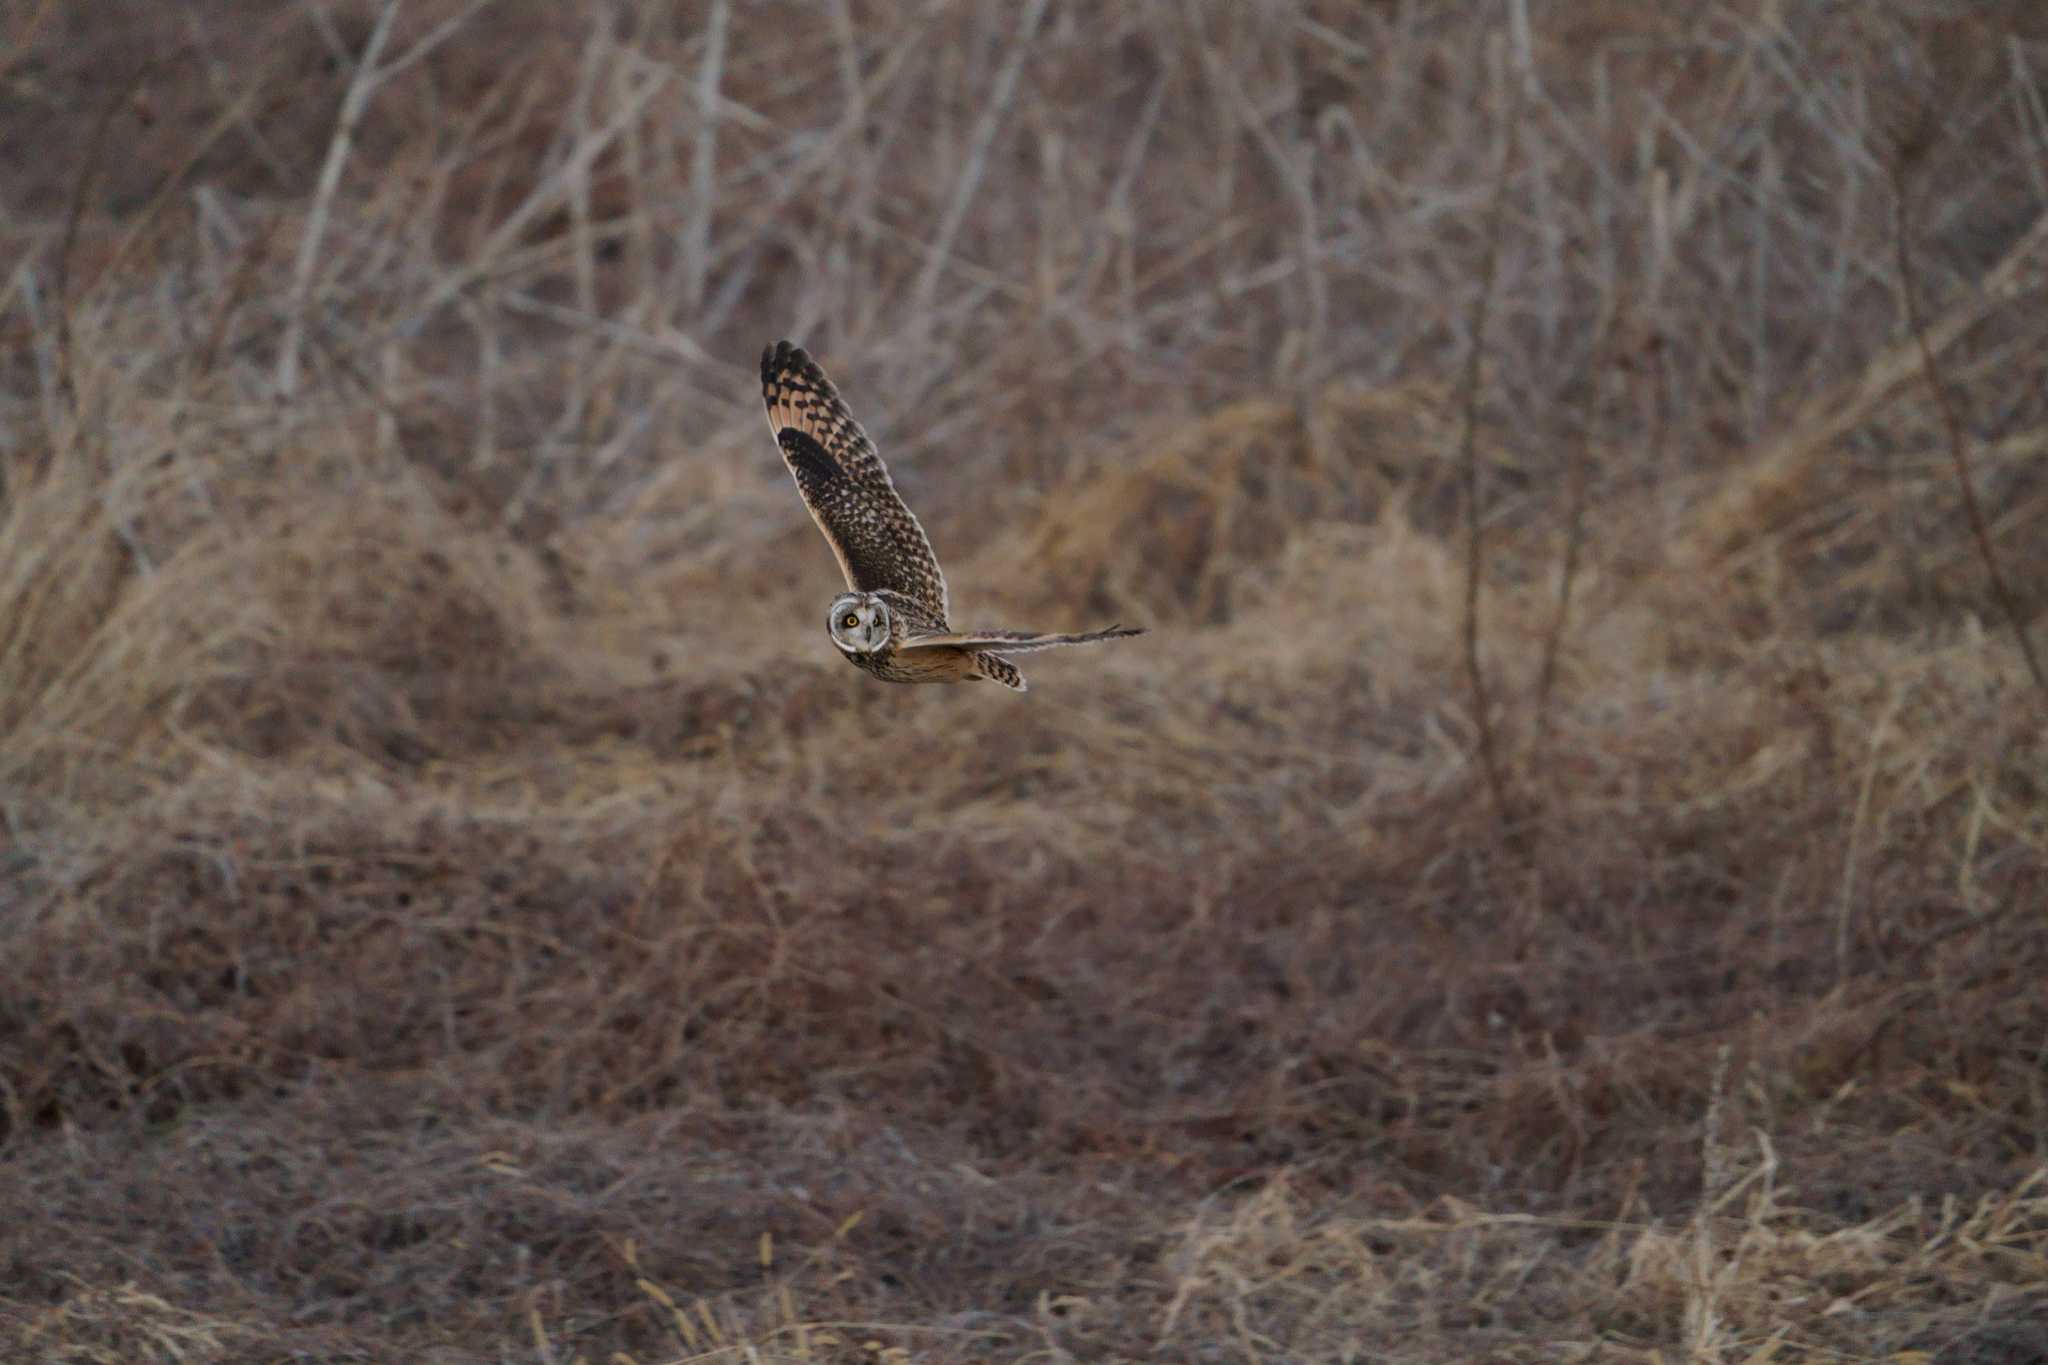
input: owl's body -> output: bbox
[760,341,1141,692]
[827,588,1019,688]
[850,647,1020,688]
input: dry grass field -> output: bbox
[4,2,2048,1360]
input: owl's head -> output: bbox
[826,591,891,654]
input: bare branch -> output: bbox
[1893,167,2048,700]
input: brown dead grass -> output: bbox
[4,1,2048,1361]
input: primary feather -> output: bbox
[898,625,1144,654]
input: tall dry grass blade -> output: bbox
[1684,1043,1734,1359]
[1837,681,1902,985]
[1458,33,1522,839]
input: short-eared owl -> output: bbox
[760,340,1142,691]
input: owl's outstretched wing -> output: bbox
[760,341,948,622]
[898,624,1144,654]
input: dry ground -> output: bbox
[3,2,2047,1361]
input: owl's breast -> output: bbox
[842,645,977,685]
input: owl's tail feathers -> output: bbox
[974,653,1027,691]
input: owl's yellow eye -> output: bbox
[843,613,860,629]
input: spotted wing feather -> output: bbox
[761,341,948,621]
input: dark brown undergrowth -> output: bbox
[4,3,2047,1361]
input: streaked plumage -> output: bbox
[760,341,1142,692]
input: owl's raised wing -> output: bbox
[760,341,948,622]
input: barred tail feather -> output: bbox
[974,653,1026,691]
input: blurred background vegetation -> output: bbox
[2,1,2046,1360]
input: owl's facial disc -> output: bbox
[826,593,889,654]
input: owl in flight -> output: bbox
[760,340,1142,691]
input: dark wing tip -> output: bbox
[762,339,824,388]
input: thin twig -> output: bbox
[1197,34,1326,368]
[1534,305,1613,742]
[1683,202,2048,564]
[682,0,730,313]
[909,0,1049,321]
[568,11,606,323]
[1458,37,1523,838]
[188,206,284,386]
[400,56,672,329]
[0,0,61,84]
[1893,168,2048,700]
[52,58,159,431]
[268,0,487,394]
[276,0,404,397]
